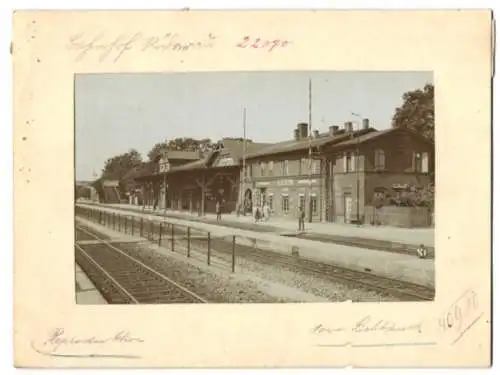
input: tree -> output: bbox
[392,83,434,141]
[101,149,143,196]
[147,137,216,161]
[147,142,167,161]
[76,185,91,200]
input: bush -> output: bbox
[375,183,434,208]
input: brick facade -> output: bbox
[242,150,323,221]
[246,126,434,225]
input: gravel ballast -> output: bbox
[76,217,400,303]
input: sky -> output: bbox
[75,71,432,181]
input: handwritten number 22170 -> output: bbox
[236,36,290,52]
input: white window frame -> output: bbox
[345,152,354,172]
[298,193,306,210]
[374,149,386,170]
[281,194,290,213]
[311,193,318,215]
[260,162,266,176]
[312,159,320,174]
[268,161,274,177]
[414,152,422,173]
[422,152,429,173]
[268,193,274,210]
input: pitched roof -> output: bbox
[245,128,377,159]
[166,150,217,173]
[165,150,201,161]
[334,128,395,147]
[333,127,434,148]
[219,138,271,161]
[165,139,272,174]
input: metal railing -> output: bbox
[75,205,237,272]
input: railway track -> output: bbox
[76,209,435,302]
[244,247,434,301]
[190,237,435,302]
[75,226,208,304]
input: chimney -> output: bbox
[298,122,309,139]
[293,128,300,141]
[362,118,370,130]
[329,125,339,136]
[313,130,320,138]
[344,121,353,132]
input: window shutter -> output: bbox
[343,153,348,172]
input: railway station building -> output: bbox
[132,150,202,209]
[130,120,434,227]
[135,139,269,215]
[244,120,434,225]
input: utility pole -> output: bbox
[351,113,362,223]
[163,142,168,216]
[355,121,360,223]
[240,108,247,216]
[308,78,313,223]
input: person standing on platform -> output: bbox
[254,206,260,223]
[298,205,305,232]
[216,200,222,222]
[263,202,270,221]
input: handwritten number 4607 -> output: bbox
[439,290,479,333]
[236,36,290,52]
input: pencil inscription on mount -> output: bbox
[236,36,292,52]
[30,328,144,358]
[67,32,217,62]
[312,315,423,335]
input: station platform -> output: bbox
[76,203,435,288]
[90,201,434,248]
[75,264,107,304]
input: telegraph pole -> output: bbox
[355,121,360,222]
[308,78,313,223]
[351,113,362,223]
[163,142,168,216]
[240,108,247,216]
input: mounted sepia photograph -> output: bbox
[14,9,492,368]
[74,71,435,304]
